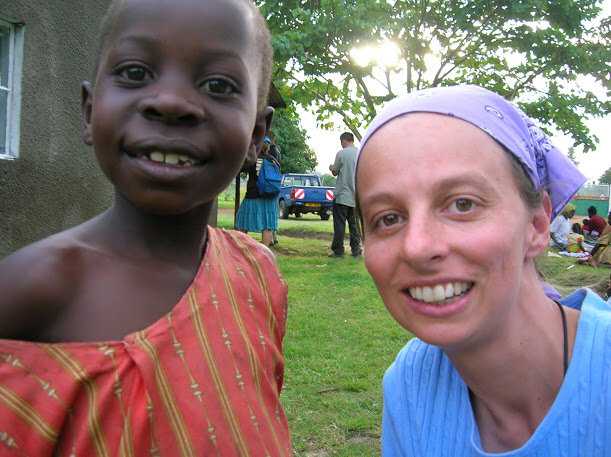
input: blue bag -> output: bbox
[256,155,281,197]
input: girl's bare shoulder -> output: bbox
[0,228,92,340]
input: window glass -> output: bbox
[0,91,7,155]
[0,23,9,155]
[0,18,23,159]
[0,24,9,87]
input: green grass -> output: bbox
[276,247,407,456]
[537,248,610,297]
[216,206,610,456]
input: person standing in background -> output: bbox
[328,132,362,258]
[267,132,281,245]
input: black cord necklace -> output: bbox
[554,301,568,375]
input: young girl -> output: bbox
[566,222,589,253]
[0,1,292,455]
[355,85,610,456]
[235,139,281,247]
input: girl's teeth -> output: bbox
[137,151,198,167]
[150,151,165,163]
[165,153,180,165]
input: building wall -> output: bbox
[0,1,112,258]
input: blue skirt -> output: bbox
[235,197,279,232]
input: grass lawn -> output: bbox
[216,202,610,456]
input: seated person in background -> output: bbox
[585,205,607,239]
[549,203,575,249]
[581,218,590,233]
[567,223,589,253]
[581,211,611,268]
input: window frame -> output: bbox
[0,16,24,160]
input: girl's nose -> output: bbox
[139,88,205,126]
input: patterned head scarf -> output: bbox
[357,85,586,221]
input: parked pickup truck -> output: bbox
[278,173,334,220]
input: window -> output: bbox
[0,17,24,160]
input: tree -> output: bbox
[321,173,337,187]
[270,107,318,173]
[600,167,611,185]
[567,147,579,167]
[259,0,610,151]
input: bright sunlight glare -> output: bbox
[350,41,401,68]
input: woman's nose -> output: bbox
[399,213,448,268]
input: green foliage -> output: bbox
[567,147,579,166]
[271,108,318,173]
[599,167,611,185]
[321,173,337,187]
[258,0,610,149]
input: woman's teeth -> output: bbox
[409,282,472,305]
[136,151,198,167]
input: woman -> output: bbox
[355,85,610,456]
[235,140,280,247]
[586,211,611,268]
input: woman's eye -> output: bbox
[118,65,151,82]
[380,214,400,227]
[451,198,477,212]
[202,78,237,95]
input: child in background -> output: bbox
[0,0,291,455]
[567,222,589,253]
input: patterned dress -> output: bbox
[0,228,291,457]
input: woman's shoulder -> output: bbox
[383,338,471,445]
[562,288,610,317]
[384,338,463,402]
[386,338,454,380]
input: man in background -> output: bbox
[328,132,362,258]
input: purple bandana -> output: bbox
[357,85,586,220]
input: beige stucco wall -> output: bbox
[0,1,112,258]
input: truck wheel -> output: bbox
[320,212,330,221]
[279,199,290,219]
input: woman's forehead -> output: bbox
[356,113,519,196]
[361,113,499,160]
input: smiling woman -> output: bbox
[355,85,611,457]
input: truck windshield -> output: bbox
[292,176,320,186]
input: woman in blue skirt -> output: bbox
[235,140,279,247]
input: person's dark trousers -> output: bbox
[331,200,362,256]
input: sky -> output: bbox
[300,3,610,184]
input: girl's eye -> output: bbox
[202,78,237,96]
[118,65,151,82]
[451,198,477,213]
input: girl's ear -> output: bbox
[525,192,553,260]
[82,82,94,146]
[245,106,274,165]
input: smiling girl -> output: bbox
[355,85,610,456]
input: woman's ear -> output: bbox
[82,82,94,146]
[244,106,274,166]
[525,192,553,260]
